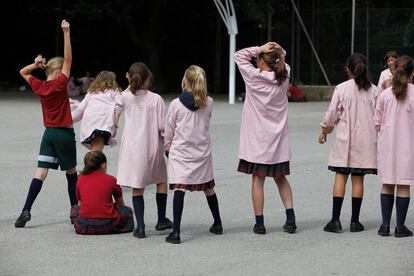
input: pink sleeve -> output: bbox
[71,93,89,123]
[320,87,343,133]
[114,93,124,114]
[374,95,384,132]
[164,103,176,151]
[234,46,261,84]
[157,97,167,135]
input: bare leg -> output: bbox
[90,137,105,152]
[273,175,293,209]
[252,176,265,215]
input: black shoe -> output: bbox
[394,225,413,238]
[283,223,297,234]
[378,225,390,237]
[70,204,80,225]
[253,224,266,235]
[350,221,364,232]
[155,218,173,231]
[323,220,342,233]
[209,224,223,235]
[166,232,181,244]
[133,228,146,239]
[15,210,31,228]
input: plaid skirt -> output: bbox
[170,179,215,192]
[328,166,377,176]
[74,206,134,235]
[237,159,290,177]
[82,129,111,145]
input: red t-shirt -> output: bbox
[29,73,73,127]
[76,171,123,219]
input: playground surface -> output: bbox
[0,93,413,276]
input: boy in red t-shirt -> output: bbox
[73,151,134,235]
[15,20,79,228]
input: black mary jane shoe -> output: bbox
[155,218,173,231]
[323,220,342,233]
[209,224,223,235]
[283,223,297,234]
[350,221,364,232]
[394,225,413,238]
[377,224,390,237]
[133,228,146,239]
[15,210,31,228]
[253,224,266,235]
[165,232,181,244]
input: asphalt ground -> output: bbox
[0,92,413,276]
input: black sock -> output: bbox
[255,215,264,226]
[173,190,185,233]
[331,197,344,222]
[206,193,222,226]
[156,193,167,222]
[22,178,43,212]
[351,197,363,223]
[380,193,394,226]
[396,196,410,228]
[132,195,145,229]
[285,208,296,225]
[66,173,78,207]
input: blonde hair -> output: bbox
[88,71,120,93]
[184,65,208,108]
[45,57,63,77]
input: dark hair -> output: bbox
[392,56,414,101]
[81,151,107,176]
[346,53,371,90]
[384,50,399,62]
[128,62,153,95]
[259,48,288,85]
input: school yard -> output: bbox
[0,92,413,276]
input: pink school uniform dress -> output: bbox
[115,89,167,188]
[71,89,119,149]
[374,84,414,185]
[321,79,378,175]
[377,68,393,94]
[234,46,291,176]
[164,93,215,191]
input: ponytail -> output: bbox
[346,53,371,91]
[392,56,414,101]
[81,151,107,176]
[184,65,208,108]
[128,62,153,95]
[260,48,287,85]
[45,57,64,77]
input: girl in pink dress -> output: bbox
[319,53,377,233]
[377,51,399,94]
[115,62,172,239]
[235,42,297,235]
[71,71,121,151]
[164,65,223,244]
[375,56,414,238]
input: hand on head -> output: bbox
[259,42,281,54]
[34,55,46,69]
[61,19,70,33]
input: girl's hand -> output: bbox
[319,132,327,144]
[259,42,278,54]
[61,19,70,33]
[34,55,46,69]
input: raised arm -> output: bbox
[61,20,72,78]
[19,55,45,83]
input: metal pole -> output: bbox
[351,0,355,54]
[229,34,236,104]
[290,0,331,85]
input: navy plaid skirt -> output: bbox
[82,129,111,145]
[170,179,215,192]
[74,206,134,235]
[237,159,290,177]
[328,166,377,176]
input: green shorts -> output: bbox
[38,128,77,170]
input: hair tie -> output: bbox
[399,63,405,68]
